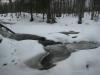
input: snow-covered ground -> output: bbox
[0,13,100,75]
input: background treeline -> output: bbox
[0,0,100,24]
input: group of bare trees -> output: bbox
[0,0,100,24]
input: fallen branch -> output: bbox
[0,23,15,34]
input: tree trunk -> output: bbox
[47,0,56,24]
[30,9,34,22]
[78,12,82,24]
[91,12,94,20]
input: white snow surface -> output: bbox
[0,13,100,75]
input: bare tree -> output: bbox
[77,0,85,24]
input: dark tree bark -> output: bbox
[9,0,13,18]
[29,0,34,22]
[91,12,94,20]
[77,0,85,24]
[47,0,56,24]
[78,11,83,24]
[30,9,34,22]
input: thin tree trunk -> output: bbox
[30,8,34,22]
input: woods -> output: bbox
[1,0,100,74]
[0,0,100,24]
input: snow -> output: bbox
[0,13,100,75]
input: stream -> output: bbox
[25,41,100,70]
